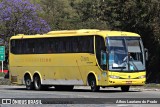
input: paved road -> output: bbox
[0,85,160,107]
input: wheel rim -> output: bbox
[26,79,31,86]
[35,77,41,89]
[89,77,100,92]
[91,80,95,89]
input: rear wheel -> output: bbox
[89,76,100,92]
[34,75,42,90]
[121,86,130,92]
[25,76,34,90]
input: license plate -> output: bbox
[126,81,132,84]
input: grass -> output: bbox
[0,72,5,77]
[144,84,160,88]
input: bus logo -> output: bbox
[128,75,131,79]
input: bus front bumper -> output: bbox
[107,78,146,86]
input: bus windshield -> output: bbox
[107,37,145,71]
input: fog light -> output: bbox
[138,75,145,79]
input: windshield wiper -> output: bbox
[125,52,138,71]
[129,60,138,71]
[112,66,126,69]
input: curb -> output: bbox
[143,88,160,91]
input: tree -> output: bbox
[70,0,109,29]
[72,0,160,83]
[0,0,51,38]
[40,0,107,30]
[40,0,67,30]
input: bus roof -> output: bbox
[10,29,140,39]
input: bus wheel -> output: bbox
[121,86,130,92]
[34,75,42,90]
[89,76,100,92]
[25,76,34,90]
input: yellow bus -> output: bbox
[9,29,147,92]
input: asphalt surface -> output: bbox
[0,85,160,107]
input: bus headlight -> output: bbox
[109,75,120,79]
[138,75,145,79]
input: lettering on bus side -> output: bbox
[24,58,52,62]
[80,56,89,61]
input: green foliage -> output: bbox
[1,0,160,83]
[39,0,75,30]
[38,0,108,30]
[71,0,160,83]
[0,72,5,77]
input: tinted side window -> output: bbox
[95,36,105,69]
[11,39,23,54]
[10,36,94,54]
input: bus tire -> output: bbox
[34,75,42,90]
[88,76,100,92]
[25,75,34,90]
[121,86,130,92]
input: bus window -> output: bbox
[95,36,106,70]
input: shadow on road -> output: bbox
[3,87,141,93]
[72,89,141,93]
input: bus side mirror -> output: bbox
[145,48,148,61]
[101,51,107,65]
